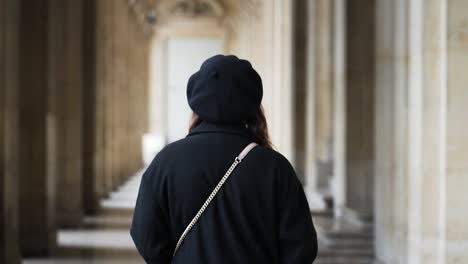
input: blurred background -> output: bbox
[1,0,467,263]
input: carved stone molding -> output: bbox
[155,0,225,25]
[128,0,264,32]
[128,0,158,33]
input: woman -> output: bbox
[131,55,318,263]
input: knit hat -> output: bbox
[186,55,263,124]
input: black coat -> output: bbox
[130,121,318,263]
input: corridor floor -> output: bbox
[23,170,145,264]
[23,168,375,264]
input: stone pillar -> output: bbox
[103,0,116,194]
[314,0,334,193]
[120,1,132,181]
[303,0,326,210]
[263,0,294,161]
[82,0,103,214]
[374,0,410,262]
[114,1,129,185]
[0,0,21,262]
[127,20,136,176]
[331,0,346,216]
[343,0,375,222]
[112,1,123,185]
[292,0,308,183]
[405,1,446,263]
[373,0,468,263]
[375,0,450,262]
[18,0,57,255]
[109,0,119,190]
[445,1,468,262]
[48,0,84,227]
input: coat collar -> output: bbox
[187,121,254,139]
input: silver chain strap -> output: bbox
[173,143,258,256]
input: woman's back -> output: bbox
[131,121,317,263]
[130,55,317,263]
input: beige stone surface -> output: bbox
[314,0,333,163]
[446,0,468,262]
[375,0,468,263]
[374,0,410,262]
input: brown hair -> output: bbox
[189,105,273,148]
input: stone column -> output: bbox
[115,1,130,184]
[266,0,294,161]
[18,0,57,255]
[112,1,123,184]
[343,0,375,223]
[103,0,116,194]
[374,1,468,263]
[130,23,138,173]
[406,1,446,263]
[127,21,136,175]
[303,0,326,210]
[314,0,334,190]
[82,0,103,214]
[292,0,308,184]
[331,0,346,216]
[109,0,120,189]
[445,1,468,261]
[0,0,20,262]
[48,0,84,227]
[121,1,132,180]
[374,0,410,262]
[375,0,450,262]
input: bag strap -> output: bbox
[173,142,258,256]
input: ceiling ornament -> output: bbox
[128,0,158,33]
[154,0,225,25]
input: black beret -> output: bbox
[187,55,263,124]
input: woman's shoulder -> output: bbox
[149,138,295,173]
[143,139,189,173]
[253,145,294,167]
[150,137,194,160]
